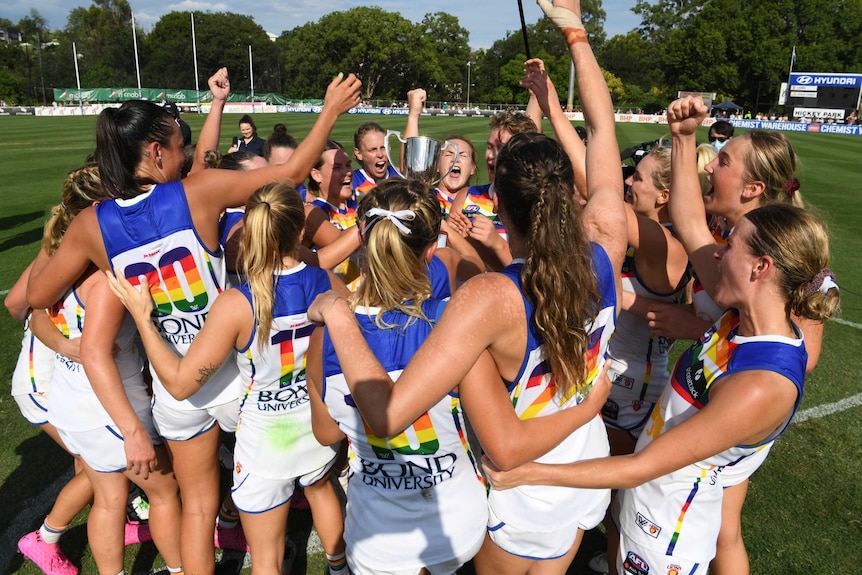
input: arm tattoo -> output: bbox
[196,363,220,387]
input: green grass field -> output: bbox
[0,113,860,574]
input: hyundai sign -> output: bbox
[789,73,862,88]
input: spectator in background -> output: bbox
[228,114,266,157]
[164,102,192,147]
[708,119,734,152]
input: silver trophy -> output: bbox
[385,130,459,186]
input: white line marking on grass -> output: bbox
[832,317,862,330]
[0,289,9,296]
[0,466,73,574]
[793,392,862,424]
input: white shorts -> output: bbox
[348,532,481,575]
[14,392,49,425]
[601,398,656,438]
[231,457,336,514]
[487,504,582,560]
[152,396,239,441]
[617,530,706,575]
[57,409,162,472]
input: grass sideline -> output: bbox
[0,113,860,574]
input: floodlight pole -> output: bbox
[73,41,82,115]
[249,45,255,112]
[132,11,141,90]
[192,13,201,113]
[467,61,471,109]
[37,31,46,103]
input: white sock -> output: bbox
[327,552,348,573]
[39,521,64,545]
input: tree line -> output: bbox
[1,0,860,112]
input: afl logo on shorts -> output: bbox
[623,550,650,574]
[601,399,620,421]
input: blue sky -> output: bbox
[7,1,640,49]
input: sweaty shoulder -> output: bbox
[69,205,109,270]
[445,272,524,326]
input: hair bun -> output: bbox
[804,267,837,297]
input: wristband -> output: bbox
[536,0,585,31]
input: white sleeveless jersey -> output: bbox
[321,302,487,570]
[96,181,239,411]
[619,310,807,563]
[11,316,55,397]
[487,246,615,532]
[607,244,689,404]
[233,263,337,479]
[687,231,769,485]
[47,287,148,432]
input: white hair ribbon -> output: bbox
[819,275,839,295]
[365,208,416,235]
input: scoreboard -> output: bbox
[785,73,861,121]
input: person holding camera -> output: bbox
[228,114,265,156]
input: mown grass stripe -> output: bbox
[0,467,73,574]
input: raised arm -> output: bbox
[183,73,362,215]
[538,0,627,301]
[403,89,426,139]
[189,67,230,175]
[525,91,544,135]
[520,58,586,197]
[666,96,720,292]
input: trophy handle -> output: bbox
[432,140,460,186]
[384,130,406,174]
